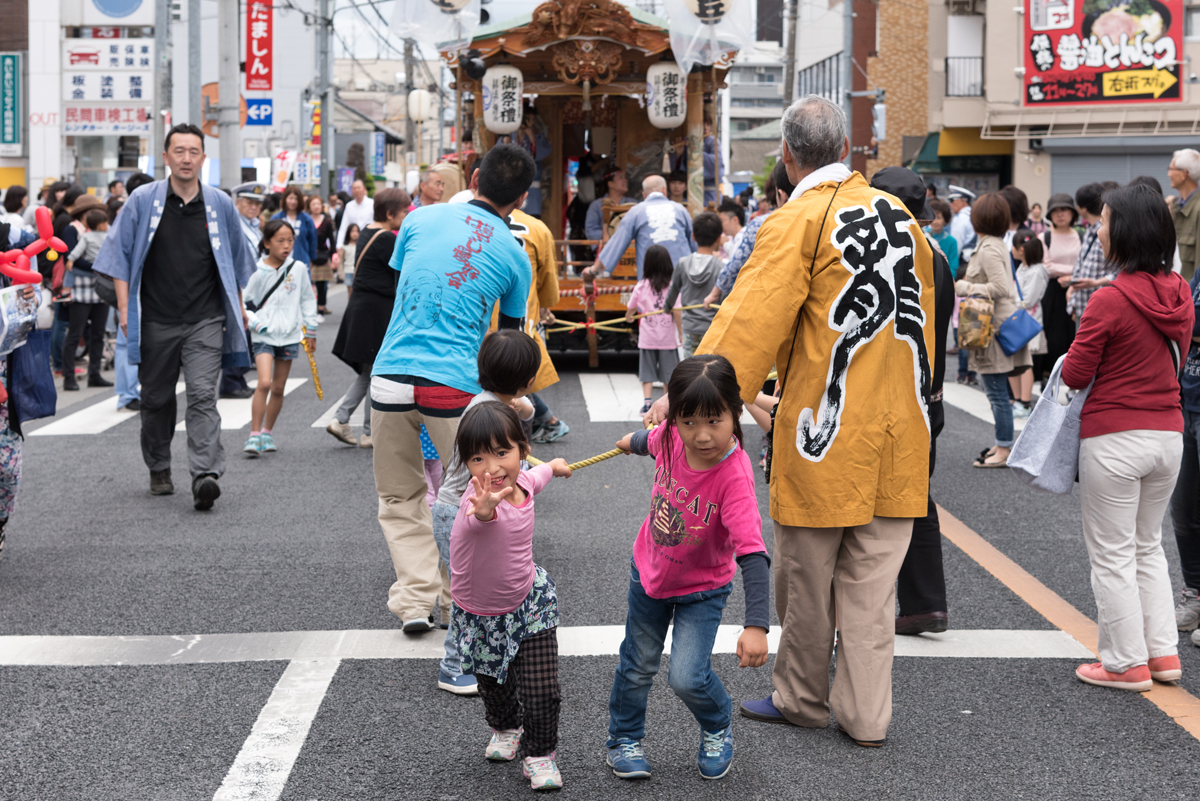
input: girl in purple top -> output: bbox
[626,245,683,414]
[607,355,771,782]
[449,401,572,791]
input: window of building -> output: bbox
[1187,4,1200,38]
[756,72,777,83]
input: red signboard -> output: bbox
[246,0,272,91]
[1024,0,1183,105]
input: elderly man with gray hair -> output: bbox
[585,174,695,280]
[1169,148,1200,280]
[670,94,936,746]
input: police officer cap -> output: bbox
[233,182,267,201]
[947,185,976,201]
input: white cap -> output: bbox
[947,185,976,201]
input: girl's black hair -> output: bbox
[345,223,360,240]
[455,401,530,465]
[258,218,292,256]
[1019,235,1044,265]
[478,330,541,396]
[642,244,673,293]
[660,354,744,481]
[1103,183,1175,276]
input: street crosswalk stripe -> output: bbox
[176,378,308,431]
[578,373,756,424]
[29,383,185,437]
[212,658,340,801]
[0,626,1093,666]
[941,382,1030,432]
[311,392,366,429]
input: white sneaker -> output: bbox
[1178,588,1200,631]
[358,434,373,449]
[522,752,563,790]
[325,420,356,445]
[485,728,523,761]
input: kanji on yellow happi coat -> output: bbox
[697,172,935,529]
[490,208,560,393]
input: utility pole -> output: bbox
[154,0,172,178]
[404,39,417,165]
[188,0,201,127]
[317,0,333,194]
[842,0,854,166]
[217,0,240,188]
[782,0,798,106]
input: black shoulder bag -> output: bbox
[245,258,294,312]
[763,182,843,484]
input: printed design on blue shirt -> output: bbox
[401,270,443,328]
[646,203,680,244]
[650,464,719,551]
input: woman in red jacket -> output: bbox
[1063,184,1196,692]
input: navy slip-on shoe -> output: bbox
[738,696,791,724]
[437,670,479,696]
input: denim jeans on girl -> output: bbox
[980,372,1015,447]
[431,500,466,678]
[607,561,732,746]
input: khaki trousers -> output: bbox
[372,406,458,623]
[771,516,914,742]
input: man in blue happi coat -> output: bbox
[585,174,695,281]
[94,123,256,510]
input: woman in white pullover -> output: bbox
[242,219,319,457]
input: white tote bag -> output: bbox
[1008,355,1093,495]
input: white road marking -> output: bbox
[177,378,308,431]
[30,383,185,436]
[311,392,366,429]
[578,373,755,425]
[0,626,1093,666]
[941,382,1030,432]
[211,658,340,801]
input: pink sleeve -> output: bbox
[522,463,555,497]
[723,460,766,556]
[672,294,682,309]
[627,282,645,311]
[647,424,668,458]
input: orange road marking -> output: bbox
[938,504,1200,740]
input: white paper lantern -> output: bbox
[645,62,687,130]
[408,89,435,123]
[430,0,471,12]
[685,0,727,23]
[482,65,523,135]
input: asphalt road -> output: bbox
[2,288,1198,800]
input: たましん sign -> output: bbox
[246,0,272,91]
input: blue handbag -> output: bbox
[9,329,57,424]
[996,268,1043,356]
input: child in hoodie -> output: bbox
[665,212,724,358]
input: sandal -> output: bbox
[972,456,1008,468]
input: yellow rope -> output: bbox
[526,426,657,472]
[542,304,719,335]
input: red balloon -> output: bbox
[23,240,47,257]
[16,254,29,271]
[0,260,42,284]
[34,205,53,241]
[0,249,19,264]
[48,236,67,253]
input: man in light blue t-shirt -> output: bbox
[370,144,535,655]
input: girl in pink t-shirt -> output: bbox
[626,245,683,414]
[606,354,771,782]
[449,401,572,791]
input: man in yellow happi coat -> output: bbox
[694,95,935,746]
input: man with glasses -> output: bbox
[1169,149,1200,281]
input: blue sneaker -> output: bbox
[606,739,652,779]
[437,670,479,696]
[259,432,277,452]
[531,419,570,443]
[243,435,261,457]
[739,695,791,724]
[697,726,733,780]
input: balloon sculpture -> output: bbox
[0,206,65,284]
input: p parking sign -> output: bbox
[246,98,273,126]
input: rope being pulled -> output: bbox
[526,425,657,472]
[543,303,719,335]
